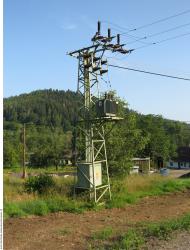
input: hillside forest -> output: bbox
[3,89,190,175]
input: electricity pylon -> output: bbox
[68,21,133,202]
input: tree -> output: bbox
[3,141,20,168]
[3,89,190,171]
[106,99,149,176]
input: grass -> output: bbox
[113,229,145,250]
[4,196,88,218]
[4,173,88,218]
[3,165,76,175]
[143,213,190,239]
[92,227,113,240]
[4,172,190,219]
[3,175,35,202]
[89,213,190,250]
[107,174,190,208]
[4,173,74,201]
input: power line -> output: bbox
[107,31,190,59]
[133,31,190,50]
[103,9,190,35]
[128,9,190,33]
[102,10,190,47]
[102,25,155,46]
[125,22,190,45]
[108,64,190,81]
[143,22,190,38]
[102,21,130,33]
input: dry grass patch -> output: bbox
[122,174,166,193]
[4,175,35,202]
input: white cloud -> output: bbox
[61,24,77,30]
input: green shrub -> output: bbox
[92,227,113,240]
[4,196,86,219]
[20,200,49,216]
[144,213,190,240]
[46,197,84,213]
[118,229,145,250]
[4,203,26,218]
[90,214,190,249]
[107,177,190,209]
[24,174,56,195]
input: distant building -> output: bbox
[167,147,190,169]
[131,157,151,174]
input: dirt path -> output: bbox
[169,169,190,178]
[4,190,190,250]
[149,231,190,250]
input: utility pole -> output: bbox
[84,54,92,162]
[68,21,133,202]
[22,123,26,178]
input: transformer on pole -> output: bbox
[68,21,133,203]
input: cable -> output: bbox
[144,22,190,38]
[108,56,190,76]
[102,10,190,47]
[105,26,155,46]
[102,21,131,33]
[128,9,190,33]
[133,31,190,50]
[108,64,190,81]
[125,22,190,45]
[152,31,190,44]
[103,9,190,35]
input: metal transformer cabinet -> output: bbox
[96,99,118,117]
[77,162,102,189]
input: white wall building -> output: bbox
[167,147,190,169]
[166,160,190,169]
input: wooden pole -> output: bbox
[22,123,26,178]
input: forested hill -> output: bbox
[3,89,190,170]
[4,89,81,130]
[4,88,190,134]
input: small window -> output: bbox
[170,162,173,166]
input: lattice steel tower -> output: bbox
[68,21,133,202]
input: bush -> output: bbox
[118,229,145,250]
[92,227,113,240]
[4,203,26,218]
[24,174,56,195]
[144,213,190,239]
[4,197,86,219]
[20,200,49,216]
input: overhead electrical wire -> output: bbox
[103,9,190,35]
[125,22,190,45]
[133,31,190,50]
[107,31,190,64]
[102,9,190,48]
[107,56,190,76]
[127,9,190,33]
[103,12,190,81]
[108,64,190,81]
[104,26,155,46]
[106,31,190,62]
[105,30,190,70]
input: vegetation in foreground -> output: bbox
[4,173,190,219]
[107,174,190,208]
[89,213,190,249]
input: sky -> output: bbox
[4,0,190,122]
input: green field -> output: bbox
[89,213,190,249]
[4,170,190,219]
